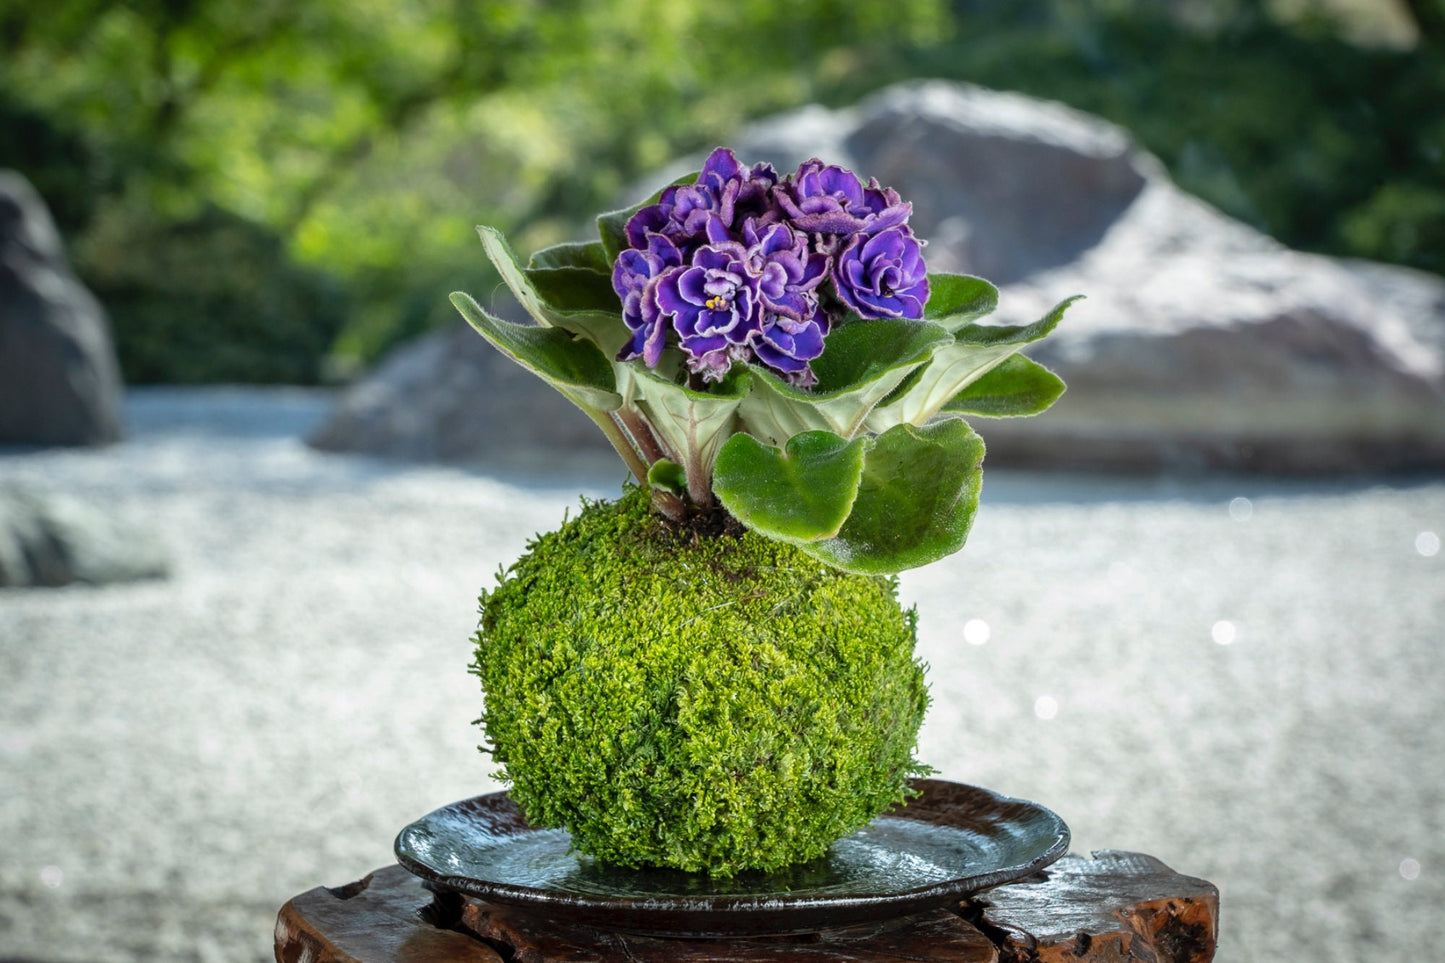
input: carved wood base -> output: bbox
[964,850,1218,963]
[275,851,1217,963]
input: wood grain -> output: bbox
[274,865,502,963]
[964,850,1218,963]
[457,898,997,962]
[275,851,1217,962]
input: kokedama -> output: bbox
[460,148,1077,876]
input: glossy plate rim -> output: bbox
[394,777,1069,934]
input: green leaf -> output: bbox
[865,296,1080,431]
[476,224,631,357]
[924,274,999,332]
[941,354,1066,418]
[713,431,867,544]
[450,291,621,413]
[525,238,615,321]
[527,240,610,273]
[738,319,952,446]
[953,295,1082,347]
[646,458,688,497]
[523,266,618,314]
[596,171,699,265]
[801,420,986,575]
[476,225,555,327]
[811,317,954,393]
[623,362,751,497]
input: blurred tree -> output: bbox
[1402,0,1445,43]
[830,0,1445,274]
[0,93,113,236]
[0,0,950,381]
[1,0,1439,381]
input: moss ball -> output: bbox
[473,487,930,876]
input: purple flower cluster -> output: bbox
[612,148,928,387]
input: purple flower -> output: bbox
[610,148,933,386]
[742,219,828,322]
[754,313,828,388]
[624,148,780,256]
[653,243,763,381]
[833,226,929,320]
[774,159,911,237]
[697,147,780,223]
[625,183,729,254]
[614,234,683,367]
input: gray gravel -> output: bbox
[1,387,1441,962]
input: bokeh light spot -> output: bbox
[1228,497,1253,521]
[1034,695,1058,720]
[1400,858,1421,880]
[1417,531,1440,557]
[1212,620,1237,645]
[40,866,63,888]
[963,619,990,646]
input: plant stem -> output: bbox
[616,409,668,465]
[577,406,648,485]
[618,408,703,514]
[651,489,687,521]
[684,450,712,508]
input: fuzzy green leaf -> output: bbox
[646,458,688,497]
[450,291,620,413]
[738,319,952,446]
[523,266,618,313]
[476,225,556,327]
[801,420,986,575]
[924,274,999,332]
[551,310,632,358]
[865,296,1080,432]
[713,431,867,544]
[476,224,631,357]
[597,171,700,265]
[953,294,1082,346]
[527,240,610,273]
[623,363,751,497]
[941,353,1066,417]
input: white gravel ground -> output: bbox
[1,387,1441,963]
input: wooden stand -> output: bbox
[275,851,1217,962]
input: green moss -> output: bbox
[473,487,930,876]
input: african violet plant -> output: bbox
[456,147,1076,575]
[461,148,1077,875]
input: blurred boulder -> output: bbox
[314,81,1445,474]
[308,320,616,468]
[733,82,1445,473]
[737,84,1152,286]
[0,170,125,447]
[0,487,169,587]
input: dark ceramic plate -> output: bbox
[394,778,1069,936]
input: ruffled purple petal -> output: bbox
[651,243,764,374]
[612,148,928,382]
[699,148,745,188]
[833,226,929,320]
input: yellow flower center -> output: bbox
[705,296,730,311]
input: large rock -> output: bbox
[308,320,617,470]
[730,82,1445,473]
[0,486,169,587]
[732,85,1152,286]
[0,170,125,447]
[314,82,1445,474]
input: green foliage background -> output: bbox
[1,0,1441,383]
